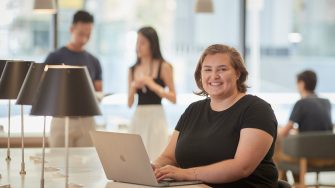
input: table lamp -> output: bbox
[0,60,8,184]
[30,65,101,188]
[16,62,45,175]
[0,61,31,161]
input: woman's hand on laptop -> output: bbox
[154,165,196,181]
[151,163,162,171]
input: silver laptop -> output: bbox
[90,131,202,187]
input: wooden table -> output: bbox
[0,148,209,188]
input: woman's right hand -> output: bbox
[151,163,161,171]
[131,80,141,90]
[132,77,145,88]
[151,164,157,170]
[154,165,196,181]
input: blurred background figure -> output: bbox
[279,70,332,137]
[44,10,102,147]
[276,70,334,183]
[128,26,176,160]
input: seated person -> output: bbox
[276,70,334,181]
[152,44,278,188]
[279,70,333,137]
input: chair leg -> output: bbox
[315,172,319,188]
[279,169,288,181]
[298,158,307,188]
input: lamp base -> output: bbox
[44,166,60,172]
[68,183,84,188]
[19,170,26,175]
[52,172,66,178]
[50,173,84,187]
[29,155,48,164]
[20,162,26,175]
[5,156,11,161]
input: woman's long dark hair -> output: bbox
[131,26,165,70]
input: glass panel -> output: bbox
[0,0,52,61]
[246,0,335,125]
[0,0,240,134]
[58,0,240,94]
[247,0,335,93]
[77,0,240,131]
[1,0,333,134]
[0,0,53,134]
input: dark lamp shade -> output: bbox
[0,61,32,99]
[30,66,101,117]
[16,63,46,105]
[0,60,8,78]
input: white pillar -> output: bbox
[247,0,263,93]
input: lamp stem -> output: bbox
[6,100,11,161]
[65,117,69,188]
[20,105,26,175]
[40,116,46,188]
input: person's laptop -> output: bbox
[90,131,202,187]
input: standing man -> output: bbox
[45,10,102,91]
[45,10,102,147]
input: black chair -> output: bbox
[278,180,291,188]
[278,131,335,187]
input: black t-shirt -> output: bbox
[44,47,102,81]
[175,95,278,188]
[289,95,333,132]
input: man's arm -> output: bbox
[278,121,294,138]
[94,58,103,92]
[94,80,102,92]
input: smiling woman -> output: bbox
[152,44,278,188]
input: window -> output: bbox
[0,0,334,134]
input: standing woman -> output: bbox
[128,26,176,160]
